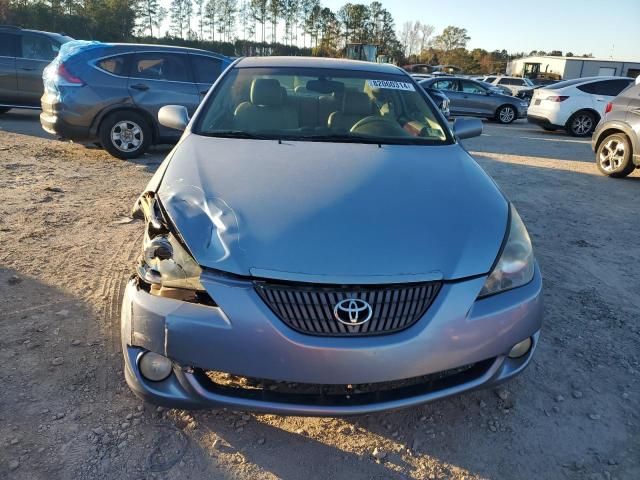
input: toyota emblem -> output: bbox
[333,298,373,326]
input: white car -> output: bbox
[490,76,535,95]
[527,76,634,136]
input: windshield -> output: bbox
[194,66,450,145]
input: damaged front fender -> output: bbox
[157,182,246,274]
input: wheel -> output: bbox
[496,105,516,124]
[542,126,557,131]
[0,107,11,114]
[566,111,596,137]
[596,133,635,178]
[99,110,151,159]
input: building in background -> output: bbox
[507,56,640,81]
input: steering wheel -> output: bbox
[350,116,408,137]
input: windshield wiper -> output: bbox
[297,134,384,144]
[298,134,425,146]
[198,130,274,140]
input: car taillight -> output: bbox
[545,95,569,102]
[57,63,84,86]
[605,102,613,114]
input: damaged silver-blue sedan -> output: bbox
[121,57,543,415]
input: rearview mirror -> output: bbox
[158,105,189,131]
[453,118,483,139]
[306,79,345,94]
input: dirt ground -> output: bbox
[1,111,638,480]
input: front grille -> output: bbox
[195,359,493,407]
[255,281,441,336]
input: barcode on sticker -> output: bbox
[367,80,416,91]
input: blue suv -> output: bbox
[40,41,231,158]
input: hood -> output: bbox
[157,135,507,283]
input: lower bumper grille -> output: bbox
[195,360,493,407]
[255,281,441,336]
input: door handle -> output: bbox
[20,67,37,71]
[200,89,209,95]
[130,83,149,91]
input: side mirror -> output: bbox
[453,118,483,139]
[158,105,189,131]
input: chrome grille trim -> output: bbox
[255,281,441,336]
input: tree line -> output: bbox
[0,0,592,73]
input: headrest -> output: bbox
[251,79,283,107]
[342,91,371,116]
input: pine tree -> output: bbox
[238,0,255,41]
[205,0,218,41]
[170,0,186,38]
[140,0,164,37]
[267,0,281,43]
[281,0,298,46]
[299,0,318,48]
[250,0,268,44]
[194,0,205,39]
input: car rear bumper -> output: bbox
[40,110,92,139]
[40,91,94,140]
[121,265,543,415]
[527,114,563,129]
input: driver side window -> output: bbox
[433,79,458,91]
[460,80,486,94]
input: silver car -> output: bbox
[592,77,640,177]
[421,76,528,124]
[121,57,543,415]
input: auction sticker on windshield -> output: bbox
[367,79,416,91]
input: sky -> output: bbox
[161,0,640,60]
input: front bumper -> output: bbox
[121,265,543,415]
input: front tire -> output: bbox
[596,133,635,178]
[566,111,596,137]
[99,111,151,159]
[496,105,516,124]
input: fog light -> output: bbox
[508,338,532,359]
[138,352,173,381]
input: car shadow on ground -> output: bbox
[0,109,48,138]
[0,110,171,173]
[463,125,595,163]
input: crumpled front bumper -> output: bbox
[121,265,543,415]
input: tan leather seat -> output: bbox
[234,79,298,131]
[328,91,374,132]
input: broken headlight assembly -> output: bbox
[478,204,535,298]
[133,192,212,303]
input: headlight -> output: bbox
[138,232,205,291]
[134,192,205,292]
[478,204,535,298]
